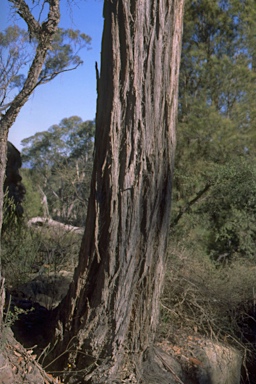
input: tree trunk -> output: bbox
[49,1,184,382]
[0,128,8,332]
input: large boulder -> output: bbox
[194,338,242,384]
[4,142,25,224]
[158,336,242,384]
[16,270,73,309]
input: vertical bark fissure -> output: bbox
[0,136,8,332]
[51,1,184,382]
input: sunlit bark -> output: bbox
[49,1,185,382]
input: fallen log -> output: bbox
[27,217,84,235]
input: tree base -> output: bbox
[59,346,191,384]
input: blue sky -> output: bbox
[1,0,104,150]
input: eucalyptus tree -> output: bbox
[45,1,185,382]
[22,116,95,225]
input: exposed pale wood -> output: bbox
[28,217,84,234]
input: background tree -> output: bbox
[0,0,90,330]
[171,0,256,261]
[21,116,95,225]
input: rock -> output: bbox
[195,339,242,384]
[142,346,195,384]
[17,271,73,309]
[7,271,73,351]
[158,336,242,384]
[4,142,25,220]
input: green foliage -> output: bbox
[0,25,28,102]
[176,0,256,184]
[172,0,256,262]
[2,190,23,233]
[32,224,81,274]
[21,116,95,226]
[200,158,256,260]
[0,25,90,106]
[4,304,32,329]
[164,5,256,370]
[39,28,91,84]
[172,156,256,262]
[161,4,256,367]
[2,220,81,288]
[2,225,40,286]
[20,169,43,219]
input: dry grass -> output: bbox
[160,243,256,352]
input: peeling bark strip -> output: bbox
[51,1,185,382]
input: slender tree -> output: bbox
[47,1,185,382]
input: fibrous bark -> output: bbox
[48,1,184,382]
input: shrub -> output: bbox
[2,221,81,289]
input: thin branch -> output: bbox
[171,183,211,227]
[36,62,81,86]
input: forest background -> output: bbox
[3,0,256,380]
